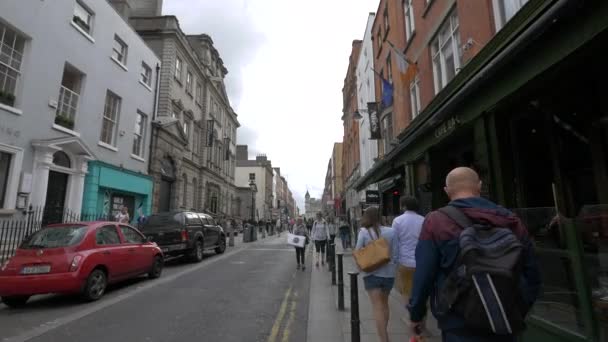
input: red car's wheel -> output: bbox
[1,296,30,308]
[148,255,163,279]
[83,269,107,301]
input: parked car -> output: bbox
[140,211,226,262]
[0,222,163,308]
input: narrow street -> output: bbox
[0,237,311,342]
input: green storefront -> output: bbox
[356,0,608,340]
[82,161,153,224]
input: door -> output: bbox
[119,225,150,274]
[110,194,135,223]
[95,225,130,280]
[201,214,219,247]
[43,171,69,225]
[159,179,173,212]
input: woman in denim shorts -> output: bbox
[355,207,397,342]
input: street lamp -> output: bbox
[249,179,257,222]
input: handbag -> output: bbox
[287,233,306,248]
[353,227,391,272]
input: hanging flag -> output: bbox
[382,78,393,107]
[367,102,381,140]
[387,40,417,83]
[206,120,214,147]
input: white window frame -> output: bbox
[132,111,146,157]
[183,120,190,139]
[175,57,182,82]
[0,143,23,211]
[140,62,152,87]
[112,35,128,66]
[196,81,203,104]
[409,75,421,118]
[492,0,529,31]
[186,70,193,95]
[73,1,93,34]
[100,91,121,146]
[404,0,415,41]
[431,9,461,94]
[0,23,26,106]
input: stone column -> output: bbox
[67,156,89,216]
[29,146,56,210]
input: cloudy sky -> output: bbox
[163,0,378,210]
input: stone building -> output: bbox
[130,5,238,217]
[235,145,273,221]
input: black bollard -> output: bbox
[331,244,337,285]
[328,242,334,272]
[337,253,344,310]
[348,272,360,342]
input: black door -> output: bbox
[43,171,69,225]
[159,179,173,212]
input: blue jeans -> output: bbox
[339,231,350,249]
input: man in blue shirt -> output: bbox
[392,196,425,298]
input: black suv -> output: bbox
[140,211,227,262]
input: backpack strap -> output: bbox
[438,206,473,228]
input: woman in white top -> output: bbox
[115,206,130,224]
[311,212,330,268]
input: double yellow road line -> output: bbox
[268,285,298,342]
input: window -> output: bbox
[431,9,461,93]
[376,31,382,53]
[100,91,121,145]
[55,64,83,130]
[0,23,26,105]
[132,112,146,157]
[383,7,390,36]
[73,1,93,34]
[183,120,190,138]
[404,0,415,41]
[120,226,144,244]
[382,113,394,152]
[0,152,11,208]
[186,70,193,95]
[386,53,393,83]
[493,0,529,30]
[410,75,421,118]
[112,35,128,65]
[249,173,255,181]
[175,57,182,82]
[96,225,121,245]
[196,82,203,104]
[141,62,152,86]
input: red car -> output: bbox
[0,222,163,308]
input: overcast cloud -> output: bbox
[163,0,378,211]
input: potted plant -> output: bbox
[55,115,75,130]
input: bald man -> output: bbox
[407,167,541,341]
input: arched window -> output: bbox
[52,151,71,168]
[182,174,188,208]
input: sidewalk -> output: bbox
[307,242,442,342]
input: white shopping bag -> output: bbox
[286,233,306,248]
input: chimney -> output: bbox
[256,154,267,162]
[236,145,248,161]
[129,0,163,17]
[108,0,132,20]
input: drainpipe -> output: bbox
[148,63,161,175]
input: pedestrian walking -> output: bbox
[311,213,330,268]
[292,217,309,270]
[407,167,542,342]
[355,206,397,342]
[115,206,130,224]
[338,219,351,249]
[327,217,337,243]
[392,196,425,301]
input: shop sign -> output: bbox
[434,117,461,139]
[365,190,380,204]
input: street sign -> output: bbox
[365,190,380,204]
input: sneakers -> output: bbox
[302,265,306,271]
[297,264,301,270]
[316,261,319,267]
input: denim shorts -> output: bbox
[363,275,395,293]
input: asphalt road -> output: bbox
[0,236,311,342]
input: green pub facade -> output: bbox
[356,0,608,340]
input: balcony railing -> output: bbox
[55,85,79,130]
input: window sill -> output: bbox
[0,209,17,216]
[70,21,95,43]
[52,124,81,137]
[98,141,118,152]
[422,0,436,18]
[111,57,128,72]
[139,80,153,92]
[130,154,146,162]
[0,103,22,116]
